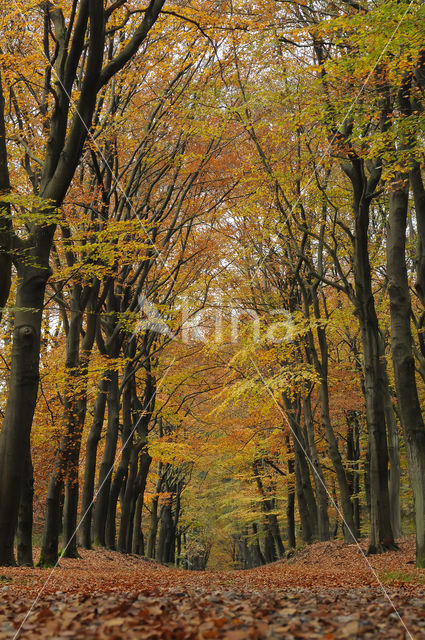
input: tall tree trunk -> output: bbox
[253,461,285,559]
[116,442,140,552]
[117,359,155,553]
[62,289,97,557]
[302,394,330,541]
[0,261,50,565]
[319,380,357,542]
[17,449,34,567]
[387,183,425,565]
[106,375,134,550]
[346,411,361,537]
[130,451,152,555]
[0,69,12,314]
[251,522,266,566]
[285,398,318,542]
[382,375,402,539]
[93,369,120,547]
[305,285,356,542]
[286,436,296,549]
[132,494,144,555]
[79,371,109,548]
[157,500,175,564]
[39,287,89,566]
[345,158,396,553]
[147,463,163,558]
[38,466,64,568]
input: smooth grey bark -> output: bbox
[132,453,155,556]
[411,161,425,308]
[117,357,155,552]
[251,522,266,566]
[38,298,82,566]
[121,449,152,554]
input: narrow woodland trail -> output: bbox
[1,538,424,639]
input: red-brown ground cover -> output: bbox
[0,536,424,639]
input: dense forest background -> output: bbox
[0,0,425,572]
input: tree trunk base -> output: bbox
[367,540,400,555]
[36,551,59,568]
[60,548,81,559]
[0,552,16,567]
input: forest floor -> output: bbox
[1,536,425,639]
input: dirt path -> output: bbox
[1,537,424,639]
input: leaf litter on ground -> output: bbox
[0,536,424,639]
